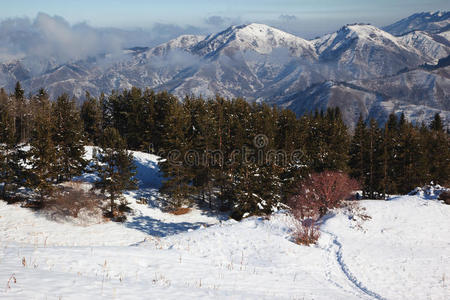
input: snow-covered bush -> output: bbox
[409,184,450,201]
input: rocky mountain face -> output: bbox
[1,12,449,128]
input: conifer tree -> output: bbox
[323,107,350,171]
[141,88,156,152]
[277,109,307,200]
[383,113,400,194]
[80,92,102,145]
[366,119,384,198]
[13,81,28,143]
[429,113,443,132]
[232,159,263,219]
[209,96,233,209]
[184,96,216,206]
[28,89,57,203]
[52,94,87,182]
[94,127,137,216]
[427,114,450,185]
[0,88,22,199]
[348,115,367,195]
[395,116,417,193]
[158,100,192,208]
[153,91,178,153]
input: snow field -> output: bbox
[0,149,449,299]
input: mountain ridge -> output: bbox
[0,11,449,128]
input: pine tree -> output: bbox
[141,88,156,152]
[232,159,263,219]
[0,88,22,199]
[323,107,350,172]
[383,113,399,194]
[52,94,87,182]
[94,127,137,216]
[80,92,102,145]
[427,114,450,185]
[209,96,233,209]
[158,100,193,208]
[100,92,113,130]
[429,113,443,132]
[28,89,57,204]
[395,117,417,193]
[277,109,307,201]
[153,91,178,153]
[13,82,28,143]
[184,96,216,207]
[348,115,366,195]
[366,119,384,198]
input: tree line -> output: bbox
[0,83,449,219]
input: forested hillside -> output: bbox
[1,83,449,218]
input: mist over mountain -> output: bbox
[0,11,449,129]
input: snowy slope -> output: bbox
[398,31,450,61]
[312,24,428,76]
[1,148,449,300]
[282,65,450,129]
[384,11,450,36]
[144,34,206,57]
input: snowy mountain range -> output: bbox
[1,11,449,128]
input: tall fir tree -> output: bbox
[80,92,102,145]
[158,100,193,208]
[427,113,450,185]
[366,119,385,198]
[28,89,57,203]
[13,81,28,143]
[94,127,137,216]
[348,115,367,195]
[0,88,23,199]
[52,94,87,182]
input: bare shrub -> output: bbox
[45,181,102,221]
[103,209,127,222]
[137,197,148,205]
[169,207,191,215]
[292,220,321,246]
[289,171,360,219]
[288,171,359,246]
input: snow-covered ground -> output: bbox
[0,150,449,299]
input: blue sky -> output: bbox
[2,0,449,31]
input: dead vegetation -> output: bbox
[44,181,103,223]
[288,171,361,245]
[169,207,191,215]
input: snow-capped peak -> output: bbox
[313,24,409,55]
[145,34,206,57]
[192,23,316,58]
